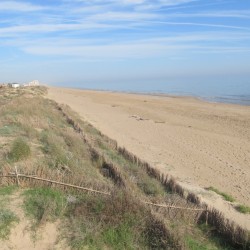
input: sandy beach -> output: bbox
[47,87,250,209]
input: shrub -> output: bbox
[8,137,31,162]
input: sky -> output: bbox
[0,0,250,93]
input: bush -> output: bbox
[8,138,31,162]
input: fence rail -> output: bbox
[1,167,111,196]
[0,167,207,214]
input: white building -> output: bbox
[24,80,40,87]
[11,83,20,88]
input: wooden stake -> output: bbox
[15,166,20,187]
[206,210,209,225]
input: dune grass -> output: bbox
[0,186,17,196]
[236,205,250,214]
[8,137,31,162]
[67,191,176,250]
[23,188,67,224]
[208,187,235,202]
[0,209,19,240]
[0,186,19,240]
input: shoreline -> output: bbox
[47,86,250,229]
[49,85,250,107]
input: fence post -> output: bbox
[15,166,20,187]
[206,209,209,225]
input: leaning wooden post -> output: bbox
[205,209,209,225]
[15,166,20,187]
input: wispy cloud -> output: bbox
[18,31,250,60]
[141,21,250,31]
[1,0,250,83]
[88,12,158,22]
[166,10,250,19]
[0,22,120,37]
[0,1,45,12]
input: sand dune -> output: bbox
[47,87,250,209]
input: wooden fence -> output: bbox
[0,167,207,215]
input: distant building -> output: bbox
[24,80,40,87]
[11,83,20,88]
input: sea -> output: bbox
[75,81,250,106]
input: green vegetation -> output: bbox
[8,137,31,162]
[67,192,172,250]
[236,205,250,214]
[0,186,18,240]
[208,187,235,202]
[23,188,66,223]
[186,237,211,250]
[0,125,21,137]
[99,143,166,197]
[0,209,19,239]
[0,186,17,196]
[0,186,19,240]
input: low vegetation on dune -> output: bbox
[0,86,249,249]
[236,205,250,214]
[207,187,235,203]
[0,186,19,240]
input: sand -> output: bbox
[1,190,69,250]
[47,86,250,228]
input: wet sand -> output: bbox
[47,86,250,228]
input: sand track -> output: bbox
[1,190,68,250]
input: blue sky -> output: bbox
[0,0,250,92]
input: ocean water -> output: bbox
[107,83,250,106]
[202,95,250,106]
[149,81,250,106]
[69,80,250,106]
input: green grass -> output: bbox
[40,131,69,167]
[196,223,235,250]
[67,193,151,250]
[102,221,135,250]
[0,208,19,239]
[0,125,21,136]
[236,205,250,214]
[8,137,31,162]
[71,215,138,250]
[23,188,67,224]
[186,237,212,250]
[208,187,235,202]
[137,178,165,196]
[0,186,17,196]
[208,187,250,215]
